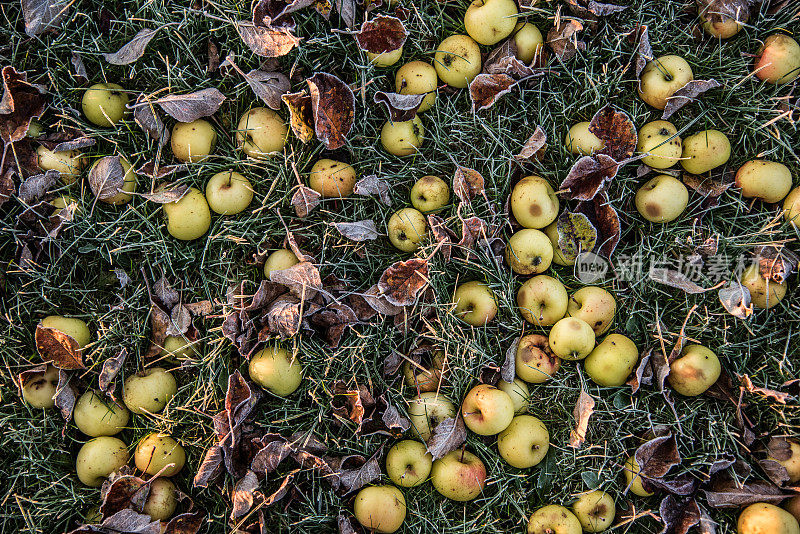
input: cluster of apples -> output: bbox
[22,316,186,523]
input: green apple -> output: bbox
[512,22,544,64]
[736,160,792,203]
[635,175,689,223]
[403,350,445,393]
[249,346,303,396]
[517,275,568,326]
[40,315,91,349]
[565,122,604,156]
[738,503,800,534]
[637,120,682,169]
[741,263,787,309]
[21,364,59,408]
[453,281,498,326]
[667,344,721,396]
[638,55,694,110]
[171,119,216,163]
[680,130,731,174]
[237,107,288,159]
[768,439,800,483]
[82,83,129,127]
[461,384,514,436]
[785,187,800,227]
[309,159,357,198]
[367,47,403,68]
[387,207,427,252]
[395,61,437,112]
[407,392,456,441]
[264,249,299,278]
[506,229,554,275]
[36,145,87,184]
[76,436,129,487]
[353,485,406,533]
[159,335,200,361]
[410,175,450,212]
[205,171,253,215]
[381,116,424,156]
[567,286,616,335]
[74,390,130,437]
[463,0,518,46]
[497,378,529,414]
[497,415,549,468]
[122,367,177,415]
[434,34,482,88]
[143,477,178,521]
[623,455,653,497]
[548,317,595,361]
[571,490,615,532]
[584,333,639,387]
[163,186,211,241]
[386,440,433,488]
[527,505,582,534]
[516,334,560,384]
[134,433,185,477]
[543,222,575,266]
[755,34,800,84]
[510,176,559,229]
[430,449,486,501]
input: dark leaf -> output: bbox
[21,0,70,36]
[662,80,722,120]
[428,214,454,262]
[307,73,355,150]
[163,510,205,534]
[207,40,221,73]
[0,66,47,144]
[546,19,585,61]
[515,126,547,162]
[374,91,424,122]
[378,258,429,306]
[457,215,487,251]
[575,194,621,259]
[98,347,127,397]
[291,186,321,218]
[103,28,162,65]
[697,0,750,24]
[354,174,391,205]
[100,475,149,518]
[683,170,734,198]
[18,170,59,203]
[222,54,290,110]
[632,24,653,78]
[659,495,700,534]
[589,104,638,160]
[561,154,619,201]
[236,21,300,58]
[556,210,598,262]
[501,338,519,384]
[35,324,83,369]
[649,268,708,294]
[337,451,382,494]
[469,73,517,112]
[88,156,126,201]
[154,88,225,123]
[628,347,654,394]
[68,509,161,534]
[759,459,791,487]
[426,416,467,460]
[740,374,794,404]
[719,282,753,319]
[251,438,292,475]
[453,165,485,204]
[335,0,356,27]
[333,220,379,241]
[568,389,595,448]
[756,244,798,284]
[635,433,680,480]
[362,285,404,316]
[338,514,358,534]
[135,183,190,204]
[265,296,303,338]
[135,161,186,180]
[231,470,259,519]
[281,91,315,143]
[71,52,87,79]
[131,96,169,146]
[54,369,77,421]
[193,444,225,488]
[703,479,788,508]
[354,15,408,54]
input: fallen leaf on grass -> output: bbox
[134,183,190,204]
[589,104,637,160]
[68,508,161,534]
[269,261,322,299]
[222,55,290,110]
[560,154,619,201]
[697,0,751,24]
[335,450,382,494]
[282,91,315,143]
[100,474,149,518]
[135,161,185,180]
[515,126,547,162]
[635,432,680,481]
[18,170,59,203]
[154,88,225,123]
[683,170,734,198]
[22,0,70,36]
[307,73,355,150]
[54,369,77,422]
[334,220,380,241]
[662,80,721,119]
[547,18,585,61]
[104,28,162,65]
[131,96,169,146]
[628,347,654,394]
[719,281,753,319]
[291,186,321,217]
[378,258,429,306]
[556,211,598,262]
[428,214,455,262]
[354,15,408,54]
[649,268,708,294]
[163,510,205,534]
[756,244,798,284]
[457,215,487,250]
[362,285,404,316]
[231,470,259,519]
[98,348,127,397]
[740,374,794,404]
[0,66,47,144]
[575,194,621,259]
[354,174,391,205]
[568,389,595,448]
[631,24,653,77]
[659,495,702,534]
[374,91,424,122]
[236,21,300,58]
[565,0,627,17]
[88,156,126,201]
[703,479,788,508]
[426,416,467,460]
[453,166,485,204]
[35,324,83,369]
[469,73,517,111]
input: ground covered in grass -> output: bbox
[1,0,799,533]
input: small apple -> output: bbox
[517,275,568,326]
[738,503,800,534]
[497,415,549,468]
[635,175,689,223]
[36,145,86,184]
[381,116,424,156]
[76,436,129,487]
[565,122,604,156]
[736,160,793,203]
[464,0,518,46]
[236,107,288,159]
[387,207,427,252]
[434,34,482,89]
[396,61,438,112]
[623,455,653,497]
[584,333,639,387]
[171,119,216,163]
[143,478,178,521]
[699,2,747,39]
[497,378,529,414]
[571,490,615,533]
[512,22,544,64]
[461,384,515,436]
[163,187,211,241]
[638,55,694,110]
[768,439,800,483]
[51,195,82,218]
[785,187,800,227]
[353,485,406,533]
[505,229,554,275]
[527,505,582,534]
[309,159,357,198]
[122,367,177,415]
[410,175,450,212]
[668,344,721,396]
[90,156,137,205]
[741,263,787,309]
[567,286,616,335]
[21,364,59,408]
[40,315,91,349]
[205,171,253,214]
[407,392,456,441]
[543,222,575,266]
[754,34,800,84]
[510,175,559,229]
[453,281,498,326]
[82,83,129,127]
[134,433,185,477]
[386,440,433,488]
[264,249,299,278]
[680,130,731,174]
[249,346,303,396]
[548,317,596,361]
[367,47,403,67]
[637,120,682,169]
[403,350,445,393]
[159,335,200,361]
[430,449,486,501]
[74,390,130,437]
[516,334,560,384]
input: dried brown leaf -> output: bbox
[719,281,753,319]
[0,66,47,144]
[35,324,83,369]
[231,470,259,519]
[515,126,547,162]
[354,174,391,206]
[756,244,798,284]
[635,433,680,481]
[362,285,404,316]
[453,166,485,204]
[236,21,300,58]
[18,170,59,203]
[649,268,708,294]
[131,96,169,146]
[378,258,429,306]
[659,495,701,534]
[22,0,70,36]
[54,369,77,422]
[632,24,653,78]
[374,91,424,122]
[307,73,355,150]
[291,186,321,218]
[333,220,380,241]
[547,19,585,61]
[740,374,794,404]
[88,156,126,201]
[561,154,619,201]
[568,389,595,448]
[282,91,315,143]
[662,79,722,120]
[104,28,162,65]
[270,261,322,299]
[589,104,637,160]
[354,15,408,54]
[469,73,516,111]
[154,88,225,123]
[703,479,787,508]
[98,347,127,397]
[426,416,467,460]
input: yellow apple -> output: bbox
[434,34,482,88]
[516,334,560,384]
[163,187,211,241]
[249,345,303,396]
[505,229,554,275]
[637,120,682,169]
[264,249,299,278]
[171,119,216,163]
[755,34,800,84]
[584,333,639,387]
[76,436,128,487]
[572,490,615,532]
[497,415,549,468]
[461,384,515,435]
[21,364,59,408]
[40,315,91,349]
[510,175,559,229]
[309,159,357,198]
[36,145,86,184]
[385,440,432,488]
[464,0,518,46]
[381,116,424,156]
[565,122,604,156]
[82,83,129,127]
[407,392,456,441]
[206,171,253,214]
[680,129,731,174]
[387,207,427,252]
[353,485,406,533]
[635,175,689,223]
[548,317,596,361]
[236,107,288,159]
[410,175,449,212]
[741,263,787,309]
[512,22,544,64]
[738,503,800,534]
[638,55,694,110]
[122,367,177,414]
[668,344,721,396]
[134,433,185,476]
[73,390,130,437]
[497,378,529,414]
[367,47,403,67]
[527,505,582,534]
[517,275,568,326]
[735,160,793,203]
[396,61,438,112]
[430,449,486,501]
[567,286,616,335]
[453,281,498,326]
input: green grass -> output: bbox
[1,0,799,533]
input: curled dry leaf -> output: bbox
[568,389,595,448]
[22,0,70,36]
[426,416,467,460]
[222,54,290,110]
[231,470,259,519]
[759,458,791,487]
[457,215,487,250]
[589,104,638,160]
[703,479,788,508]
[136,161,185,180]
[628,347,654,394]
[336,451,382,494]
[662,79,721,120]
[374,91,424,122]
[135,183,190,204]
[291,186,321,218]
[631,24,653,78]
[35,324,83,369]
[98,347,127,397]
[282,91,315,143]
[683,170,734,198]
[332,382,369,429]
[88,156,126,201]
[659,495,702,534]
[18,170,59,203]
[756,244,798,284]
[264,296,303,338]
[307,73,355,150]
[428,214,455,262]
[193,444,224,488]
[546,19,585,61]
[132,96,169,146]
[37,128,96,153]
[354,15,408,54]
[354,174,391,206]
[515,126,547,162]
[236,21,300,58]
[0,66,48,144]
[561,154,619,201]
[362,285,404,316]
[269,261,322,299]
[378,258,429,307]
[104,28,162,65]
[453,165,485,204]
[719,281,753,319]
[697,0,751,24]
[54,369,77,422]
[469,73,517,112]
[649,268,708,294]
[100,474,149,518]
[154,88,225,123]
[556,211,598,262]
[68,508,161,534]
[635,433,681,481]
[565,0,628,17]
[71,52,87,79]
[163,510,205,534]
[740,374,794,404]
[333,220,380,241]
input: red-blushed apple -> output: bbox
[516,334,560,384]
[754,34,800,84]
[353,485,407,533]
[386,440,433,487]
[407,392,456,441]
[527,505,582,534]
[497,415,549,468]
[430,449,487,501]
[453,281,498,326]
[517,275,568,326]
[461,384,514,435]
[548,317,596,361]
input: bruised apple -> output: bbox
[434,35,482,88]
[510,176,559,229]
[143,478,178,521]
[667,344,721,396]
[548,317,596,361]
[430,450,486,501]
[21,364,59,408]
[635,175,689,223]
[309,159,357,198]
[572,490,615,532]
[505,229,554,275]
[741,263,787,309]
[516,334,560,384]
[567,286,616,335]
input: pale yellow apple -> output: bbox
[21,364,59,408]
[122,367,177,414]
[309,159,357,198]
[548,317,596,361]
[264,249,299,278]
[461,384,515,435]
[741,263,787,309]
[73,390,130,437]
[497,415,549,468]
[396,61,438,112]
[638,55,694,110]
[82,83,129,127]
[527,505,582,534]
[163,187,211,241]
[497,378,529,414]
[249,346,303,396]
[381,116,424,156]
[76,436,129,487]
[510,175,559,229]
[134,433,185,476]
[517,275,568,326]
[681,130,730,174]
[367,47,403,67]
[206,171,253,214]
[36,145,86,184]
[736,160,792,203]
[387,207,427,252]
[410,175,449,212]
[453,281,498,326]
[407,392,456,441]
[565,122,604,156]
[505,229,554,275]
[567,286,616,335]
[90,157,137,205]
[171,119,216,163]
[237,107,288,159]
[386,440,432,488]
[767,439,800,483]
[623,455,653,497]
[637,120,682,169]
[635,175,689,223]
[464,0,518,46]
[512,22,544,64]
[353,485,406,533]
[159,335,200,361]
[584,333,639,387]
[543,222,575,266]
[40,315,91,349]
[434,34,482,88]
[143,478,178,521]
[785,187,800,227]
